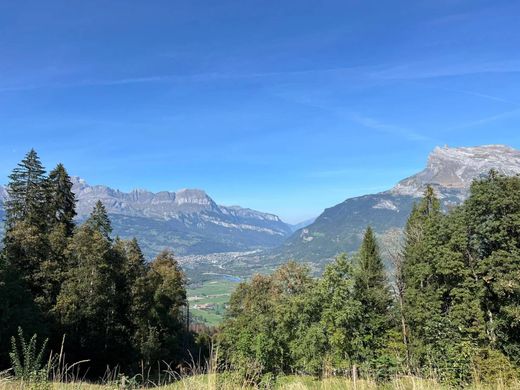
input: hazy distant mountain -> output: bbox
[290,217,317,232]
[0,178,292,258]
[276,145,520,264]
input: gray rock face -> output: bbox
[391,145,520,198]
[0,177,291,257]
[70,177,284,228]
[69,178,292,256]
[71,177,222,218]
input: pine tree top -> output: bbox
[86,200,112,240]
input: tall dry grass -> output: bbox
[1,374,520,389]
[1,341,519,389]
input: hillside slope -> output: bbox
[275,145,520,263]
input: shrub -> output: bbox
[9,327,51,389]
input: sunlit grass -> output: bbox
[1,375,519,390]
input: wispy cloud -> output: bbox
[448,108,520,130]
[412,83,519,106]
[307,168,361,178]
[370,60,520,80]
[441,89,518,106]
[0,76,167,93]
[348,113,433,142]
[0,66,365,94]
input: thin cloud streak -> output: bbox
[5,59,518,94]
[370,60,520,80]
[448,108,520,130]
[348,113,433,142]
[0,66,365,94]
[412,83,520,106]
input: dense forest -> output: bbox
[0,150,203,377]
[1,150,520,387]
[217,173,520,386]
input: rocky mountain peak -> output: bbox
[175,188,214,205]
[221,205,282,222]
[392,144,520,197]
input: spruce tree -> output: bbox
[3,150,49,302]
[85,200,112,240]
[37,164,77,312]
[46,163,76,236]
[353,227,393,369]
[401,186,443,368]
[124,238,146,284]
[4,149,47,229]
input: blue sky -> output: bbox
[1,0,520,223]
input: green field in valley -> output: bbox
[187,278,240,326]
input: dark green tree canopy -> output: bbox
[46,163,76,236]
[85,200,112,240]
[5,149,47,229]
[0,150,195,376]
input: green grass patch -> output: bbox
[187,278,239,326]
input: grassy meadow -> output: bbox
[187,279,238,325]
[1,375,519,390]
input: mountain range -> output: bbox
[274,144,520,264]
[0,178,294,257]
[73,178,298,257]
[1,144,519,269]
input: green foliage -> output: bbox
[219,262,315,381]
[353,227,393,373]
[4,149,47,229]
[55,223,129,371]
[318,254,362,369]
[0,150,194,378]
[2,150,520,387]
[472,348,520,384]
[46,163,76,236]
[401,176,520,385]
[144,250,188,362]
[221,175,520,385]
[0,259,43,368]
[9,327,49,383]
[85,200,113,240]
[220,253,393,380]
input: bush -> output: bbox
[472,348,520,384]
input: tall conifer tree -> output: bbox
[3,150,49,302]
[85,200,112,240]
[46,163,76,236]
[353,227,393,367]
[4,149,47,229]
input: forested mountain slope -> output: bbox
[276,145,520,263]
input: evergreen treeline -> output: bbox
[0,150,195,375]
[218,172,520,385]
